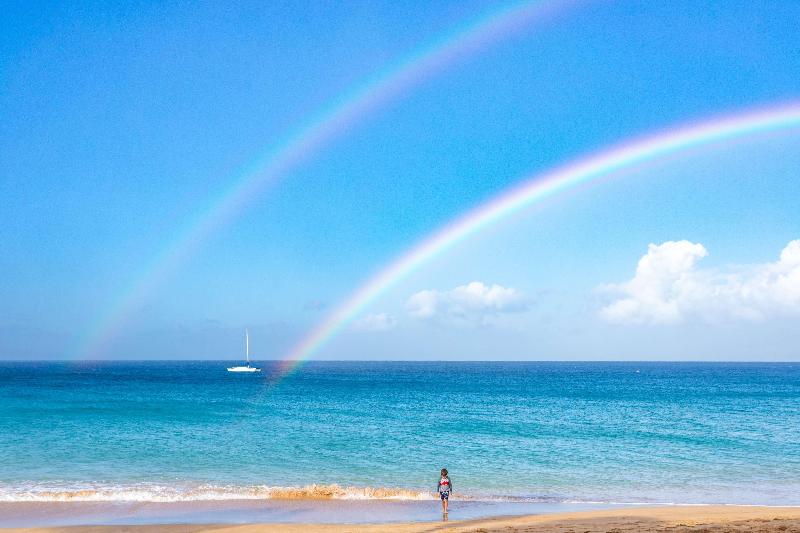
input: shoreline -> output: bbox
[3,505,800,532]
[0,500,617,529]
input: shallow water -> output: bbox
[1,361,799,523]
[0,500,617,527]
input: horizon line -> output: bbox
[5,359,798,364]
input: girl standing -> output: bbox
[436,468,452,515]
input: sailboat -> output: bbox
[227,329,261,372]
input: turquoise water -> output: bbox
[1,361,799,507]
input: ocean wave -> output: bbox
[0,483,443,503]
[3,485,794,507]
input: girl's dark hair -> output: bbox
[441,468,448,476]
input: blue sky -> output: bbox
[1,1,799,360]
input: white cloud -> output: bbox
[407,281,530,323]
[406,290,440,320]
[599,240,800,324]
[352,312,397,332]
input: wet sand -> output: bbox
[3,505,800,533]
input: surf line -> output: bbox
[75,0,578,359]
[274,101,800,378]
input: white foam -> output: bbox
[0,483,438,503]
[2,484,797,507]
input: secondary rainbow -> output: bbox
[76,0,575,359]
[275,101,800,377]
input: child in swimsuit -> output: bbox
[436,468,452,514]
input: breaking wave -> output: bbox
[0,483,444,502]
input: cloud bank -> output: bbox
[599,240,800,324]
[407,281,530,323]
[353,312,397,332]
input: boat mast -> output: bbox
[246,329,250,364]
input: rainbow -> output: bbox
[275,101,800,377]
[76,0,575,359]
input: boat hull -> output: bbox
[227,366,261,372]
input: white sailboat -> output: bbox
[227,329,261,372]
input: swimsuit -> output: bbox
[438,477,451,500]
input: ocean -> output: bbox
[1,361,799,525]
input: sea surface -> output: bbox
[1,361,799,525]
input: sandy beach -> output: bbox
[3,506,800,533]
